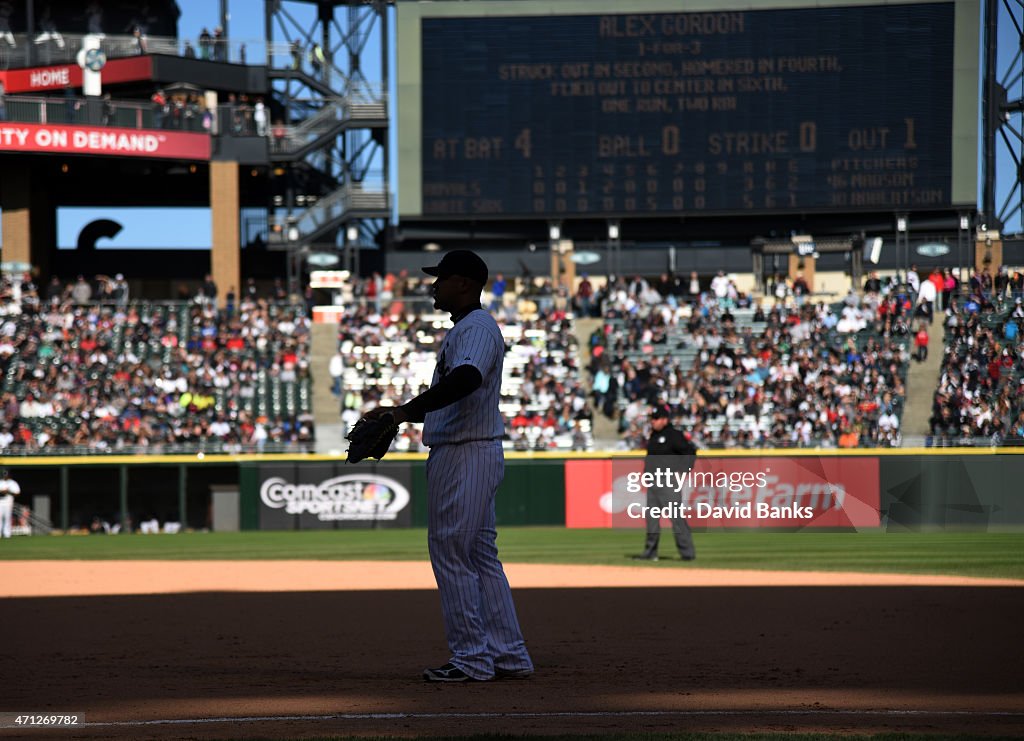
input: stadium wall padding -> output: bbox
[238,459,566,530]
[7,451,1024,532]
[496,460,566,527]
[878,456,1024,530]
[238,464,261,531]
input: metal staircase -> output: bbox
[265,1,392,288]
[294,182,390,245]
[268,89,387,162]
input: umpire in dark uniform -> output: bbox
[632,403,697,561]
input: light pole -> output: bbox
[958,213,971,297]
[285,221,300,297]
[896,213,909,286]
[607,220,620,284]
[346,223,360,277]
[548,221,562,289]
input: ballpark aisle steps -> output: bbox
[900,317,946,438]
[573,316,619,443]
[311,322,346,454]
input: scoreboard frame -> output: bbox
[396,0,980,221]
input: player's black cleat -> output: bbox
[423,662,482,682]
[494,666,533,679]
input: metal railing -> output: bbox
[2,93,210,132]
[0,94,279,138]
[214,102,261,137]
[269,100,345,153]
[12,503,52,535]
[0,33,256,70]
[4,92,147,128]
[267,183,389,246]
[918,435,1024,449]
[0,442,316,457]
[0,94,379,142]
[0,34,394,73]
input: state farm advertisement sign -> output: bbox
[0,123,210,160]
[565,456,881,529]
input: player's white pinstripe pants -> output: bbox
[426,441,533,680]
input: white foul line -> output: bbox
[74,709,1024,729]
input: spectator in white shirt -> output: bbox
[907,265,921,295]
[878,411,900,433]
[710,271,730,306]
[916,278,937,323]
[209,416,231,437]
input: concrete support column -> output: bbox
[550,239,575,291]
[975,237,1002,278]
[788,253,816,292]
[0,164,46,272]
[210,161,241,306]
[0,178,32,268]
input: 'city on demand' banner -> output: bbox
[0,123,211,160]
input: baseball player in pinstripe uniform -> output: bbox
[363,250,533,682]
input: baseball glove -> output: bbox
[345,413,399,464]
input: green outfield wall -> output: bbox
[2,449,1023,532]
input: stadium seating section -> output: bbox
[334,302,593,452]
[0,278,314,454]
[591,298,910,449]
[930,300,1024,445]
[17,270,1024,453]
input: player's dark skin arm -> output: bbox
[393,364,482,423]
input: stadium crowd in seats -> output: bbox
[0,273,314,454]
[13,262,1019,454]
[929,281,1024,446]
[588,274,910,449]
[332,274,593,451]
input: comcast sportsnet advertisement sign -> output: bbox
[256,464,413,530]
[565,457,881,529]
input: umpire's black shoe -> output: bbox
[630,552,659,561]
[423,663,483,682]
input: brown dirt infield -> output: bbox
[2,561,1023,739]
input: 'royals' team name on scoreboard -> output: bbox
[416,3,961,218]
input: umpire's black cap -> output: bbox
[651,404,672,420]
[422,250,488,286]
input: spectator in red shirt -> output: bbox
[914,325,929,362]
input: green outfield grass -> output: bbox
[0,528,1022,579]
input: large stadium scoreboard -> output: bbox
[397,0,979,220]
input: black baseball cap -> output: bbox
[651,404,672,420]
[422,250,488,286]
